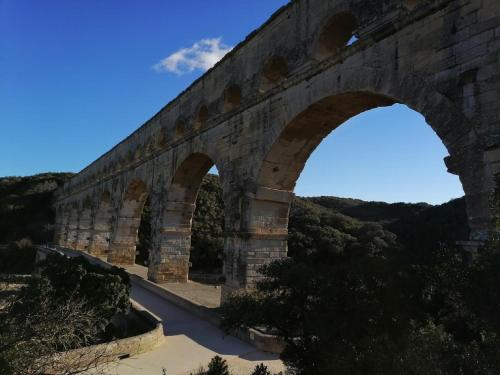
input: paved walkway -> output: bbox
[46,251,282,374]
[120,262,222,309]
[103,281,284,375]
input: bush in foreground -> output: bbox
[0,253,131,374]
[222,241,500,375]
[190,357,282,375]
[36,254,131,329]
[0,240,37,275]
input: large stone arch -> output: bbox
[255,68,481,230]
[254,68,476,181]
[108,178,150,265]
[148,152,225,283]
[221,68,482,297]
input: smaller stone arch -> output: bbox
[174,118,186,140]
[108,179,149,265]
[157,128,168,149]
[315,12,358,60]
[148,152,220,283]
[260,56,288,92]
[193,105,209,130]
[223,84,242,112]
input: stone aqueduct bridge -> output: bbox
[54,0,500,299]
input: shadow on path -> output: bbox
[131,285,278,362]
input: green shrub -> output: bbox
[0,253,132,374]
[190,356,230,375]
[251,363,283,375]
[0,242,36,274]
[191,175,225,273]
[222,242,500,375]
[0,173,73,244]
[36,253,131,331]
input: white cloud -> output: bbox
[154,38,233,75]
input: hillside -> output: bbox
[304,195,470,255]
[0,173,74,244]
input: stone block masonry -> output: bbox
[54,0,500,301]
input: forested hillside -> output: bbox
[0,173,73,244]
[188,175,469,271]
[303,195,470,261]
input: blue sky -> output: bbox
[0,0,463,204]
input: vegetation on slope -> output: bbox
[0,173,73,244]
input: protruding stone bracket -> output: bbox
[484,147,500,174]
[254,186,295,204]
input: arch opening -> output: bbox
[261,56,288,92]
[157,128,168,149]
[108,179,149,265]
[136,196,151,267]
[193,105,209,130]
[255,91,468,266]
[224,85,242,112]
[258,92,396,191]
[315,13,358,60]
[175,119,186,139]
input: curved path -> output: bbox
[103,277,285,375]
[37,246,284,374]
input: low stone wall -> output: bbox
[0,274,31,283]
[37,246,284,354]
[132,273,286,354]
[45,301,165,374]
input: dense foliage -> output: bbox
[190,174,225,273]
[222,195,498,374]
[306,195,470,256]
[37,254,131,330]
[0,173,73,244]
[223,241,500,374]
[136,197,152,266]
[0,241,37,274]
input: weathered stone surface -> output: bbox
[53,0,500,300]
